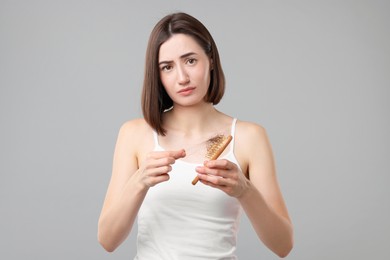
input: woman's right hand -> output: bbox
[134,149,186,188]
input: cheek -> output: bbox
[194,65,211,84]
[202,69,211,87]
[159,73,172,90]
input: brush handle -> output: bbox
[192,135,233,185]
[191,176,200,185]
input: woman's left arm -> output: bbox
[196,123,293,258]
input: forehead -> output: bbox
[159,34,205,61]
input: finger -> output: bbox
[147,165,173,176]
[147,173,170,187]
[147,157,176,169]
[204,159,232,169]
[172,149,186,159]
[148,149,186,160]
[199,179,220,189]
[197,172,233,186]
[199,179,237,197]
[195,166,228,178]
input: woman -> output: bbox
[98,12,293,259]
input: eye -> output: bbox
[186,58,197,65]
[161,65,173,72]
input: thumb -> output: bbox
[171,149,186,159]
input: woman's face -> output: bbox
[158,34,211,107]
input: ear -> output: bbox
[210,58,213,71]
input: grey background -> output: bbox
[1,0,389,259]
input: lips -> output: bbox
[178,87,196,95]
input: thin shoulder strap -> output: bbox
[152,130,160,149]
[229,118,237,152]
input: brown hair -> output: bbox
[141,12,225,135]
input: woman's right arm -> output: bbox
[97,121,184,252]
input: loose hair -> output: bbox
[141,12,225,135]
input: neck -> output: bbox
[164,103,220,134]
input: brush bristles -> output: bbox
[192,135,233,185]
[206,135,233,160]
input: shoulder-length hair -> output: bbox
[141,12,225,135]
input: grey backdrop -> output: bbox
[1,0,389,259]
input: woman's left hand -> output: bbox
[195,159,251,198]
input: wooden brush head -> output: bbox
[192,134,233,185]
[205,135,233,160]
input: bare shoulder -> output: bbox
[234,120,271,174]
[116,118,155,158]
[119,118,151,136]
[235,120,268,143]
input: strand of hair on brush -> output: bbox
[192,135,233,185]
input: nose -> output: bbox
[177,65,190,85]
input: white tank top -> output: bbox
[134,119,242,260]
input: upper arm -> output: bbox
[236,122,291,222]
[100,120,146,213]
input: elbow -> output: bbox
[97,228,118,253]
[276,235,294,258]
[100,242,116,253]
[277,246,293,258]
[101,244,116,253]
[98,234,117,253]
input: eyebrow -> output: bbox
[158,52,197,66]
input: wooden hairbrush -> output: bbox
[191,134,233,185]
